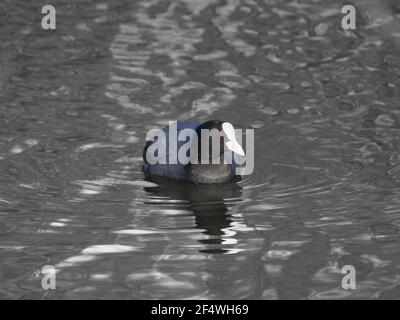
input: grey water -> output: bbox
[1,0,400,299]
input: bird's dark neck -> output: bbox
[189,163,232,184]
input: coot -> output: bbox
[142,120,245,183]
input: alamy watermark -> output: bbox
[341,265,356,290]
[41,265,56,290]
[144,121,254,176]
[41,5,56,30]
[40,5,356,31]
[341,5,356,30]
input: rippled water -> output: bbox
[1,0,400,299]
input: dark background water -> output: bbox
[1,0,400,299]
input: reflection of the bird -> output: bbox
[143,177,243,253]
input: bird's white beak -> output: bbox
[222,122,245,157]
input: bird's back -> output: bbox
[143,120,200,181]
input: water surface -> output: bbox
[1,0,400,299]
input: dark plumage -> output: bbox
[142,120,241,184]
